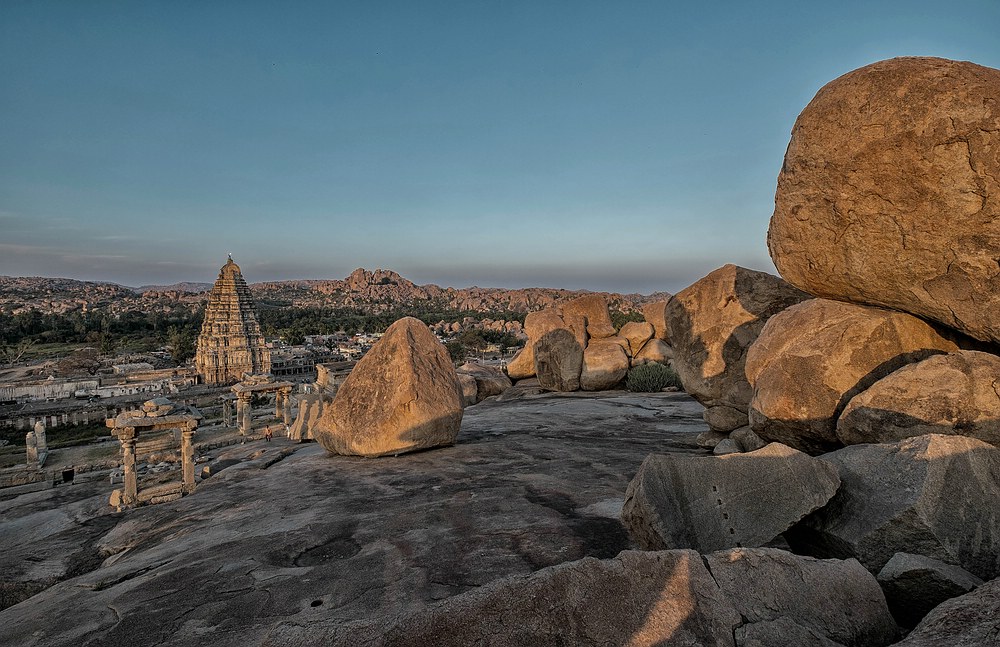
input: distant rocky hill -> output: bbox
[134,282,213,294]
[0,268,671,317]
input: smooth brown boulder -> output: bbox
[746,298,958,454]
[877,552,984,629]
[893,576,1000,647]
[579,340,629,391]
[642,300,670,341]
[837,350,1000,447]
[533,328,583,392]
[786,434,1000,581]
[666,264,809,413]
[504,346,535,380]
[621,443,840,553]
[313,317,464,457]
[706,548,898,647]
[560,294,616,339]
[769,57,1000,345]
[618,321,655,357]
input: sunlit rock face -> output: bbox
[769,56,1000,345]
[313,317,464,457]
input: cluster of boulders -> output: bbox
[623,57,1000,640]
[505,293,673,391]
[429,318,524,336]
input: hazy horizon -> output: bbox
[3,1,999,295]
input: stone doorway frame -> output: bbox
[106,402,202,510]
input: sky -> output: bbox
[2,1,999,294]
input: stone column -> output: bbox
[274,391,283,419]
[181,427,196,493]
[121,431,138,506]
[281,389,292,425]
[238,395,252,435]
[223,399,232,427]
[33,420,47,453]
[25,431,38,468]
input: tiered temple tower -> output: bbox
[195,256,271,385]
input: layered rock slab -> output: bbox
[745,298,958,454]
[314,317,464,457]
[665,264,809,422]
[837,350,1000,447]
[786,434,1000,580]
[769,56,1000,345]
[877,552,983,629]
[621,443,840,552]
[327,548,896,647]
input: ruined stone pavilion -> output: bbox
[195,256,271,385]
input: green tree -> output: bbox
[167,326,196,364]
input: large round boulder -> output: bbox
[837,350,1000,447]
[314,317,464,457]
[745,298,958,454]
[665,264,809,413]
[769,56,1000,345]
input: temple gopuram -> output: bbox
[195,256,271,385]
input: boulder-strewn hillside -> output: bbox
[0,268,669,317]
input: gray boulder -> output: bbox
[877,552,983,629]
[731,426,768,452]
[736,617,845,647]
[707,548,898,647]
[892,575,1000,647]
[704,404,749,433]
[621,443,840,552]
[331,549,741,646]
[786,434,1000,580]
[533,328,584,392]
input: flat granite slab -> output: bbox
[0,391,707,647]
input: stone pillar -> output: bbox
[282,389,292,425]
[181,427,196,493]
[33,420,47,453]
[121,432,138,506]
[238,395,252,435]
[223,399,232,427]
[274,392,283,419]
[25,431,38,468]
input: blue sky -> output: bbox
[2,1,999,293]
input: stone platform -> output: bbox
[0,391,707,646]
